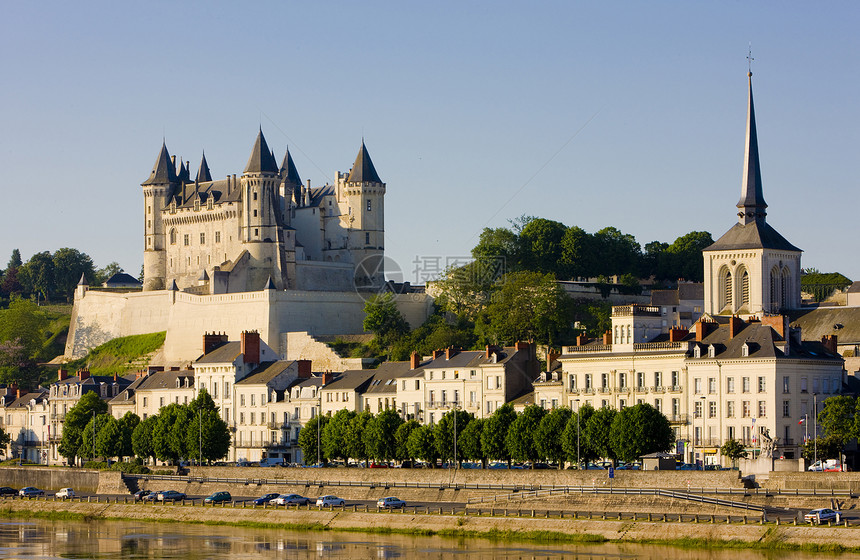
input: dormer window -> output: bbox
[207,198,213,210]
[693,346,702,359]
[707,345,716,358]
[741,343,750,357]
[194,199,200,211]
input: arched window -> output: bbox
[740,268,750,308]
[719,267,733,311]
[769,266,780,310]
[781,268,790,309]
[169,229,177,245]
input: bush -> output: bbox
[0,458,39,466]
[82,461,109,469]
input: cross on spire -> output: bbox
[747,44,754,76]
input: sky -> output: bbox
[1,1,858,282]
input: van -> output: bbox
[259,457,285,467]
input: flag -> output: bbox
[798,418,806,425]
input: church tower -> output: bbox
[343,141,386,287]
[141,142,177,291]
[703,72,802,316]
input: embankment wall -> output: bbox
[0,467,101,493]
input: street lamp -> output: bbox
[813,393,818,468]
[574,398,581,470]
[317,390,322,466]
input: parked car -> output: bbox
[133,490,152,501]
[204,491,231,504]
[316,495,345,507]
[141,490,160,501]
[157,490,186,502]
[0,487,17,496]
[808,459,846,472]
[19,487,44,497]
[259,458,285,467]
[804,508,840,524]
[377,496,406,509]
[55,488,75,499]
[252,493,281,505]
[275,494,310,505]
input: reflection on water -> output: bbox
[0,519,858,560]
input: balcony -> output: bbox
[50,414,65,422]
[612,305,661,317]
[267,422,288,430]
[633,341,687,352]
[634,387,648,394]
[564,344,612,353]
[651,386,665,393]
[598,388,611,395]
[583,388,594,395]
[614,387,628,393]
[668,414,689,424]
[669,385,683,393]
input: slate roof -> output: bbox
[104,272,142,287]
[196,341,242,364]
[346,141,382,183]
[422,348,518,369]
[142,143,178,186]
[689,319,841,361]
[134,369,194,391]
[789,307,860,345]
[6,390,48,409]
[650,290,679,306]
[737,74,767,213]
[322,370,375,392]
[196,152,212,183]
[678,283,704,300]
[705,221,801,252]
[847,281,860,294]
[237,361,294,385]
[244,129,279,174]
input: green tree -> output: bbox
[132,415,157,462]
[0,297,49,386]
[584,406,617,464]
[663,231,713,282]
[363,409,404,462]
[459,418,486,467]
[518,218,567,274]
[505,404,546,466]
[345,410,372,464]
[562,403,597,467]
[592,227,641,277]
[81,412,112,460]
[322,409,356,462]
[406,424,439,467]
[433,263,495,320]
[298,415,328,465]
[363,293,409,340]
[0,425,10,456]
[186,407,231,464]
[117,412,140,460]
[720,438,749,467]
[95,414,123,460]
[609,403,674,463]
[394,419,420,462]
[17,251,55,301]
[52,248,96,302]
[95,262,124,285]
[802,435,843,462]
[818,395,855,445]
[479,271,571,347]
[7,250,22,270]
[559,226,595,279]
[434,408,474,464]
[481,404,516,466]
[471,227,519,271]
[535,407,572,468]
[58,391,107,464]
[152,404,187,464]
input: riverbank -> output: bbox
[2,497,858,551]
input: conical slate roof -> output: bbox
[346,141,382,183]
[737,72,767,223]
[244,128,279,174]
[196,152,212,183]
[142,142,177,185]
[280,148,302,186]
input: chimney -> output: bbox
[575,333,588,346]
[322,370,333,386]
[728,316,744,339]
[433,349,445,360]
[79,369,90,381]
[410,352,420,370]
[445,347,459,360]
[113,373,118,382]
[821,335,838,354]
[760,314,788,339]
[58,369,68,381]
[546,349,561,370]
[170,366,180,371]
[485,345,496,359]
[241,331,261,364]
[602,330,612,345]
[695,319,716,341]
[515,341,529,352]
[297,360,312,378]
[203,332,229,355]
[16,388,22,399]
[668,327,689,342]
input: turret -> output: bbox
[343,140,385,288]
[141,142,178,291]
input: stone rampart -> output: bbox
[0,467,101,493]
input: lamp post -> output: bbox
[574,398,581,470]
[813,393,818,468]
[198,408,202,466]
[317,391,322,466]
[699,396,706,469]
[92,408,96,461]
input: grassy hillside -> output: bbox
[64,332,166,376]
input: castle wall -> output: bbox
[294,261,354,291]
[66,287,433,363]
[282,331,367,373]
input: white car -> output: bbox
[804,508,840,524]
[377,496,405,509]
[55,488,75,499]
[316,495,345,507]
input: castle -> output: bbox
[142,130,385,293]
[64,132,431,362]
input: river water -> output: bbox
[1,519,859,560]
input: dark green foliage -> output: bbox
[394,419,420,461]
[345,411,372,463]
[459,418,486,465]
[609,403,674,462]
[117,412,140,460]
[720,438,748,464]
[51,248,96,302]
[584,406,617,464]
[406,424,439,465]
[562,403,597,467]
[481,404,516,464]
[0,298,49,387]
[535,407,572,467]
[132,415,157,461]
[152,403,188,464]
[801,270,852,302]
[59,391,108,464]
[94,415,122,460]
[297,415,328,465]
[434,409,474,463]
[322,409,356,461]
[0,425,11,456]
[505,404,546,464]
[802,435,843,462]
[363,408,404,461]
[818,395,856,445]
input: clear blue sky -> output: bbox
[2,1,858,281]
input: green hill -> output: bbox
[64,332,166,377]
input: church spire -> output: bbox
[737,72,767,225]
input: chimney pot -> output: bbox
[241,331,261,364]
[602,330,612,345]
[58,369,68,381]
[410,352,420,370]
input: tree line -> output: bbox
[0,248,131,304]
[298,402,674,468]
[58,389,230,466]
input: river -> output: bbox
[1,519,859,560]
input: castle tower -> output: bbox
[703,72,802,316]
[343,141,386,287]
[140,142,178,291]
[278,147,302,221]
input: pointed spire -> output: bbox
[736,72,767,225]
[243,128,279,174]
[177,159,191,183]
[264,276,276,290]
[196,152,212,183]
[346,140,382,183]
[142,142,178,185]
[168,279,178,291]
[279,147,303,203]
[77,273,88,286]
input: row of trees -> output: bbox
[0,248,131,304]
[58,390,230,465]
[470,216,715,283]
[298,402,674,468]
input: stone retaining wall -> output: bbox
[0,467,100,493]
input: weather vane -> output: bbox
[747,43,754,75]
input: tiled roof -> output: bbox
[196,341,242,364]
[705,221,801,252]
[237,361,294,385]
